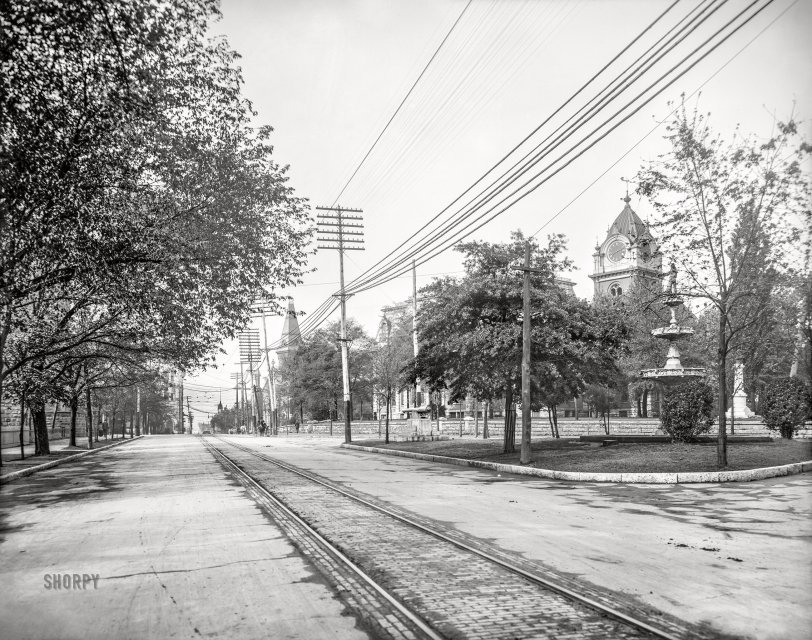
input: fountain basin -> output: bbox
[641,368,705,386]
[651,326,695,339]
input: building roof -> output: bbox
[608,196,649,241]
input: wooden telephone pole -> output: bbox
[512,241,545,465]
[316,205,364,444]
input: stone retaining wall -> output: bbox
[296,417,811,440]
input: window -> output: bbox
[609,283,623,297]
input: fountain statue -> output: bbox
[641,262,705,386]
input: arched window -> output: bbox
[609,283,623,297]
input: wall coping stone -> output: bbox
[341,443,812,484]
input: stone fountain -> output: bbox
[641,263,705,385]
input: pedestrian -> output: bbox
[259,421,267,436]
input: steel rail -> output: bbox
[211,436,684,640]
[201,437,444,640]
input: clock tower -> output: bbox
[589,194,661,299]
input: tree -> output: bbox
[372,315,413,444]
[761,378,810,439]
[584,384,614,434]
[660,380,715,443]
[1,0,311,452]
[637,99,810,466]
[410,232,631,454]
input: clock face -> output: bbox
[607,240,626,262]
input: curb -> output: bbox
[340,444,812,484]
[1,436,144,485]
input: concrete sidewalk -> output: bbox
[0,437,371,640]
[1,435,133,475]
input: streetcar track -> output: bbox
[205,436,716,640]
[201,436,441,640]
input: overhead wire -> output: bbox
[346,0,776,292]
[343,0,700,291]
[242,0,780,371]
[529,0,800,239]
[253,0,721,347]
[352,0,574,210]
[328,0,474,208]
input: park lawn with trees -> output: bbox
[635,99,811,466]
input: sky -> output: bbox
[185,0,812,421]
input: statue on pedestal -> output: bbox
[727,359,755,419]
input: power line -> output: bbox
[345,0,775,293]
[530,0,799,239]
[340,0,687,293]
[329,0,473,207]
[256,0,779,354]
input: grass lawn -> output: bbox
[352,437,812,473]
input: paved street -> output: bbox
[0,437,370,640]
[1,435,810,640]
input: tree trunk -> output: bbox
[483,401,489,439]
[95,402,102,442]
[50,402,59,435]
[85,385,93,450]
[474,399,479,437]
[547,409,555,437]
[503,388,515,454]
[32,404,49,455]
[19,399,25,460]
[552,404,560,438]
[385,390,391,445]
[434,393,440,435]
[69,395,78,447]
[717,306,729,467]
[130,411,135,438]
[642,389,648,418]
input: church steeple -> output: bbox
[276,298,301,365]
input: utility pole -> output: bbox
[258,308,277,434]
[186,396,193,434]
[178,373,184,435]
[412,260,420,425]
[239,361,248,432]
[239,329,263,434]
[512,241,545,465]
[230,372,241,431]
[270,360,278,435]
[316,205,364,444]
